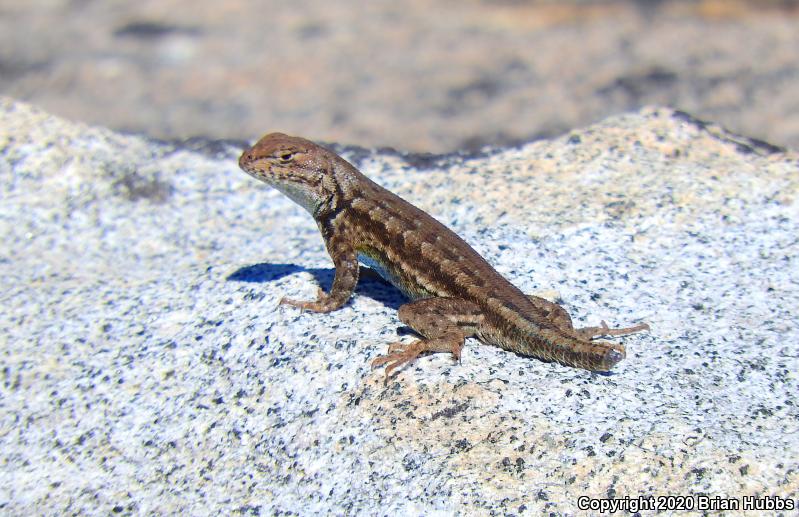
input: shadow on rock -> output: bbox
[227,263,406,311]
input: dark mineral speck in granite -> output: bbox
[113,21,201,39]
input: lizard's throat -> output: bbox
[270,180,327,215]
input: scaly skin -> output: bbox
[239,133,649,381]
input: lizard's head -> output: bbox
[239,132,337,216]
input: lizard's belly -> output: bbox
[356,250,432,300]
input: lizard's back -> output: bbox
[338,165,544,322]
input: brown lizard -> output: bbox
[238,133,649,381]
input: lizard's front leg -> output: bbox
[281,244,359,313]
[371,297,483,382]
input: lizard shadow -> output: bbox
[227,263,407,311]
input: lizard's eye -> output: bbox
[277,151,295,163]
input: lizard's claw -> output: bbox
[573,320,650,340]
[279,296,309,312]
[371,341,422,384]
[279,288,327,313]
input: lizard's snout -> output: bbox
[238,150,254,169]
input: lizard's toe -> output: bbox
[370,355,392,369]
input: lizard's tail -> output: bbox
[535,328,626,371]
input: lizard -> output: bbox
[238,132,649,382]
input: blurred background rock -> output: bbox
[1,0,796,152]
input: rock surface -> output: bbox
[1,98,798,514]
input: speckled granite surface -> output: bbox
[1,97,798,514]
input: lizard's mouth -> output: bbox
[238,149,255,170]
[238,153,271,180]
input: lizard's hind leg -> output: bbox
[525,294,649,340]
[371,297,483,383]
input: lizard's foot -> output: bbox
[574,321,650,341]
[279,296,310,312]
[371,340,426,384]
[279,288,338,313]
[371,334,464,384]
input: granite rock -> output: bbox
[1,98,798,514]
